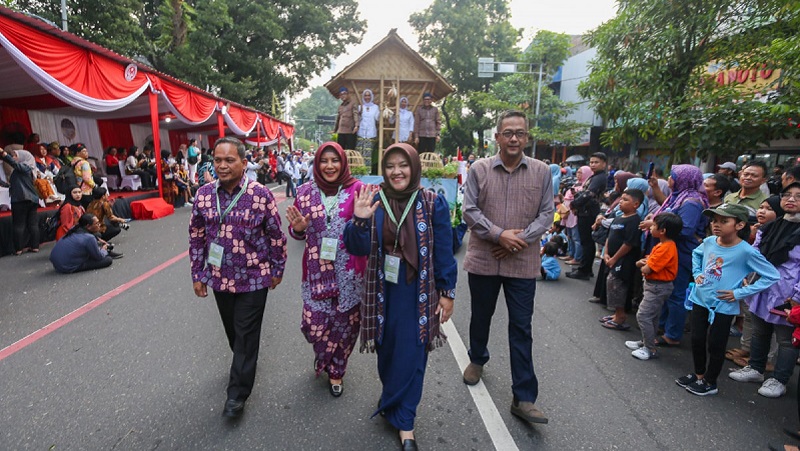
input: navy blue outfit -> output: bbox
[344,192,457,432]
[50,231,112,273]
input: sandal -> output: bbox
[599,315,614,323]
[601,320,630,331]
[654,335,680,347]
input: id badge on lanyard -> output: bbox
[207,178,248,268]
[384,254,401,284]
[319,185,343,262]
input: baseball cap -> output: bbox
[702,203,749,222]
[718,162,737,171]
[423,92,432,99]
[338,87,348,94]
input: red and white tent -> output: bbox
[0,6,293,196]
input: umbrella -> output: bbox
[565,154,585,163]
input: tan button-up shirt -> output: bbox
[335,100,359,134]
[463,155,554,278]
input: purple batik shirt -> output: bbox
[189,176,287,293]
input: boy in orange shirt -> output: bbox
[625,212,683,360]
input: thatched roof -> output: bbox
[324,29,454,101]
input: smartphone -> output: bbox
[646,162,655,179]
[770,308,790,318]
[773,301,792,311]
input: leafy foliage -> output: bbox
[292,87,340,144]
[14,0,365,111]
[578,0,798,161]
[409,0,520,152]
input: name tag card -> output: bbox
[320,237,338,261]
[208,242,224,267]
[384,254,401,284]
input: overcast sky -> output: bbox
[300,0,618,99]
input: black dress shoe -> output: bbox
[401,439,418,450]
[329,382,343,397]
[222,398,245,418]
[566,271,592,280]
[108,250,124,259]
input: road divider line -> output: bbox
[442,320,519,451]
[0,250,189,363]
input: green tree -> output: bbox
[472,31,585,147]
[292,87,340,144]
[409,0,521,151]
[578,0,797,162]
[15,0,366,112]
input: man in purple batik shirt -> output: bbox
[189,137,287,419]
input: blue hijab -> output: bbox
[550,164,562,194]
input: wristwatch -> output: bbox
[439,288,456,299]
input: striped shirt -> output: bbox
[463,155,554,278]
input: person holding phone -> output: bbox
[730,182,800,398]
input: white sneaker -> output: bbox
[632,348,656,360]
[758,378,786,398]
[728,365,764,383]
[625,340,644,350]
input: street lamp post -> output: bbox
[478,57,546,155]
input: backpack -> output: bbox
[54,162,78,194]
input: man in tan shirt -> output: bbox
[461,110,554,425]
[334,87,359,150]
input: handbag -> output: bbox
[591,224,609,245]
[557,202,570,220]
[40,205,63,242]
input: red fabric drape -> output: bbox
[225,105,258,134]
[0,15,149,100]
[168,130,187,155]
[159,79,218,124]
[97,119,134,149]
[263,118,280,139]
[0,105,31,146]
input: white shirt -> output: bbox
[390,109,414,142]
[357,104,380,138]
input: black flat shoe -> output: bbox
[401,439,417,451]
[329,382,343,397]
[222,398,245,418]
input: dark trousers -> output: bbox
[214,288,268,401]
[76,256,113,272]
[337,133,357,150]
[576,215,596,275]
[690,305,734,385]
[11,200,39,251]
[418,137,436,153]
[468,273,539,403]
[99,222,121,242]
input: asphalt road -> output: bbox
[0,184,795,450]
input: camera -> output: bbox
[120,222,130,231]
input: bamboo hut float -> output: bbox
[324,29,454,174]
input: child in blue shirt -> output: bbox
[540,241,561,281]
[675,203,779,396]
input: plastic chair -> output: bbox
[118,161,142,191]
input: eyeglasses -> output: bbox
[500,130,528,139]
[780,193,800,201]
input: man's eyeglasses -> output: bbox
[780,193,800,201]
[500,130,528,139]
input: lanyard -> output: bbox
[319,185,342,226]
[215,178,249,232]
[379,190,417,253]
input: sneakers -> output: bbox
[510,399,549,424]
[675,373,698,388]
[624,340,644,350]
[685,379,718,396]
[728,365,765,383]
[758,378,787,398]
[463,363,483,386]
[632,347,657,360]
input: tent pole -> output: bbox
[148,90,164,199]
[217,110,225,139]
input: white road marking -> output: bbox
[442,320,519,451]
